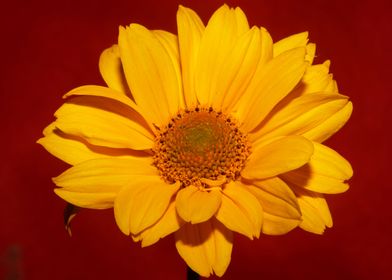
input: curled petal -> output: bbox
[54,99,153,150]
[53,157,157,193]
[99,45,131,95]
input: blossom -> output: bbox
[38,4,353,277]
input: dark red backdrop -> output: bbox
[1,0,391,279]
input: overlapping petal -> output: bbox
[303,101,353,142]
[38,123,148,166]
[211,27,264,110]
[194,5,249,105]
[114,178,180,235]
[177,5,205,107]
[215,181,262,239]
[246,178,301,235]
[118,24,182,126]
[38,124,105,166]
[241,136,314,180]
[137,200,184,247]
[290,61,334,97]
[292,187,333,234]
[53,157,157,192]
[273,32,309,56]
[250,93,349,146]
[281,142,353,194]
[176,186,222,224]
[55,189,116,209]
[175,219,233,277]
[235,47,308,132]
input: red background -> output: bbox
[1,0,391,279]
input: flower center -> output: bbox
[152,107,251,188]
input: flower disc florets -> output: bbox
[153,107,251,187]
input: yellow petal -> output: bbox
[250,93,349,145]
[293,187,333,234]
[153,30,184,109]
[281,142,353,194]
[98,45,131,95]
[114,178,180,235]
[53,157,157,193]
[118,24,182,126]
[175,219,233,277]
[291,62,333,97]
[139,200,184,247]
[303,101,353,143]
[176,186,222,224]
[242,136,314,180]
[211,27,262,110]
[246,178,301,235]
[325,78,339,93]
[221,26,273,111]
[38,123,147,165]
[273,31,308,57]
[194,5,249,106]
[262,212,301,235]
[235,47,308,132]
[64,86,140,115]
[54,100,153,150]
[210,219,233,277]
[306,43,316,64]
[38,124,103,166]
[64,85,154,132]
[54,189,116,209]
[215,181,262,239]
[176,5,205,107]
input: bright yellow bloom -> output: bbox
[38,4,353,277]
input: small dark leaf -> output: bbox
[63,203,80,237]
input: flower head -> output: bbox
[38,4,353,277]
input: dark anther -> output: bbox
[195,107,200,112]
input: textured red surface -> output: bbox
[1,0,391,279]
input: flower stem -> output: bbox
[187,266,200,280]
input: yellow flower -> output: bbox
[38,4,353,277]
